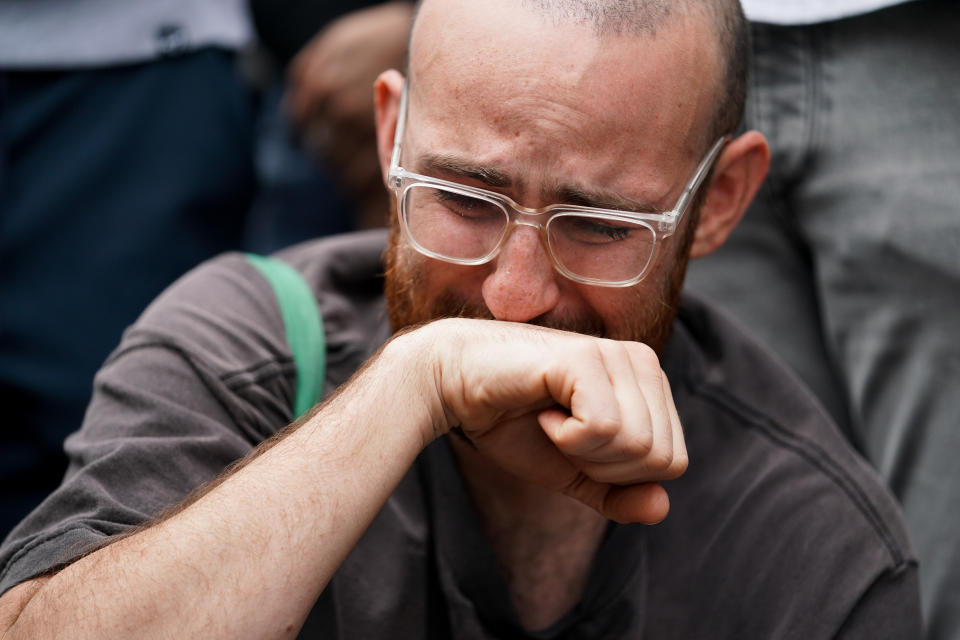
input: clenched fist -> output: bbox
[397,318,688,524]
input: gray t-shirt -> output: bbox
[0,230,921,638]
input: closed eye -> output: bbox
[561,217,635,244]
[435,190,503,220]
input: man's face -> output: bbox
[384,0,722,351]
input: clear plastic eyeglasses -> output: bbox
[388,84,729,287]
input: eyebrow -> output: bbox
[417,153,662,213]
[554,184,661,214]
[419,154,512,188]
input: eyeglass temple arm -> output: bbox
[666,135,730,230]
[388,81,410,180]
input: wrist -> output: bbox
[379,323,455,448]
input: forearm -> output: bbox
[3,335,436,640]
[2,317,688,636]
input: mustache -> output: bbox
[427,290,605,338]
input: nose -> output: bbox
[481,224,561,322]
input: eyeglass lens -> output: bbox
[402,184,657,283]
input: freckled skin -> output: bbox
[384,0,722,350]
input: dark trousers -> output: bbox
[0,48,256,538]
[686,2,960,635]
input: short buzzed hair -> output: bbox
[518,0,748,142]
[410,0,749,145]
[520,0,674,37]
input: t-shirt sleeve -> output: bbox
[834,564,922,638]
[0,253,296,596]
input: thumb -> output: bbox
[559,472,669,524]
[600,483,670,524]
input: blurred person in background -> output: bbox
[245,1,412,252]
[0,0,414,543]
[686,0,960,636]
[0,0,258,537]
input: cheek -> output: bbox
[579,256,681,347]
[385,236,490,328]
[580,286,645,335]
[413,252,488,304]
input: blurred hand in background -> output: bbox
[286,1,413,229]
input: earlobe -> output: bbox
[374,69,406,186]
[688,131,771,259]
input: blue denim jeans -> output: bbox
[686,2,960,636]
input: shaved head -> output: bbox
[379,0,765,352]
[409,0,749,144]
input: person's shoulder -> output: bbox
[273,229,391,387]
[124,230,389,379]
[136,229,387,328]
[274,228,388,295]
[649,293,919,637]
[122,247,286,372]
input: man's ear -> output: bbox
[374,69,405,186]
[688,131,770,259]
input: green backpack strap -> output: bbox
[245,254,325,419]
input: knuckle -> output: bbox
[550,426,577,450]
[631,341,660,367]
[662,453,689,480]
[673,451,690,475]
[628,430,654,457]
[590,415,621,441]
[577,338,606,364]
[642,447,673,472]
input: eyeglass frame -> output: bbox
[387,82,730,287]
